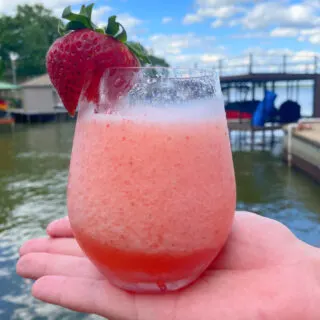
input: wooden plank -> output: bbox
[283,148,320,183]
[227,121,282,131]
[221,73,317,83]
[294,123,320,148]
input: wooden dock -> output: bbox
[216,53,320,117]
[227,119,283,151]
[9,108,71,123]
[283,121,320,183]
[221,73,320,118]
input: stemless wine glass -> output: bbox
[67,67,236,293]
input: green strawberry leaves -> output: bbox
[80,3,94,19]
[59,4,104,35]
[58,3,150,64]
[105,17,150,64]
[105,16,120,38]
[105,15,128,43]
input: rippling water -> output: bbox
[0,122,319,319]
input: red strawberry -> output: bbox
[46,4,150,116]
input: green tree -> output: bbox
[0,4,169,80]
[129,42,170,67]
[0,59,5,79]
[0,4,61,78]
[148,54,170,67]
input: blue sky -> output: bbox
[1,0,320,67]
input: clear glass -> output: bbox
[67,68,236,293]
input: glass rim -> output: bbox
[101,66,220,78]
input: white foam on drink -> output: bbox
[80,98,225,124]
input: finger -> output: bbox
[32,276,135,320]
[46,217,74,238]
[19,238,84,257]
[17,253,103,280]
[210,211,299,270]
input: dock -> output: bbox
[0,117,15,132]
[209,53,320,152]
[9,108,71,123]
[217,53,320,118]
[283,121,320,183]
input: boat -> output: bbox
[223,83,301,125]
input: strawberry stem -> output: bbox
[58,3,150,64]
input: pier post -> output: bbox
[251,128,255,150]
[313,75,320,117]
[271,126,275,146]
[262,127,266,150]
[249,54,253,74]
[218,59,223,76]
[314,56,318,74]
[251,81,256,100]
[282,55,287,73]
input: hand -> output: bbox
[17,212,320,320]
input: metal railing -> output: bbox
[213,54,320,76]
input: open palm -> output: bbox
[17,211,320,320]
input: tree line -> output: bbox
[0,4,169,82]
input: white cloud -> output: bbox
[201,54,222,63]
[231,32,268,39]
[219,48,320,75]
[183,5,241,24]
[232,24,320,45]
[116,13,142,35]
[164,52,225,68]
[50,5,111,25]
[117,13,142,29]
[307,34,320,44]
[183,0,245,25]
[198,6,240,19]
[270,27,299,38]
[241,2,320,29]
[197,0,250,6]
[299,28,320,44]
[234,25,320,44]
[92,6,112,26]
[162,16,172,24]
[290,50,319,61]
[0,0,112,27]
[0,0,145,40]
[305,0,320,9]
[211,19,223,28]
[0,0,90,15]
[149,33,215,57]
[242,47,320,63]
[146,33,223,67]
[183,14,202,24]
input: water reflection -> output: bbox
[234,150,320,246]
[0,122,319,319]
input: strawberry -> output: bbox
[46,4,150,116]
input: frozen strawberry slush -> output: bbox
[67,101,236,292]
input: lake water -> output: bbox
[0,121,320,319]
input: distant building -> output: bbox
[20,74,66,115]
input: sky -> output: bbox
[0,0,320,67]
